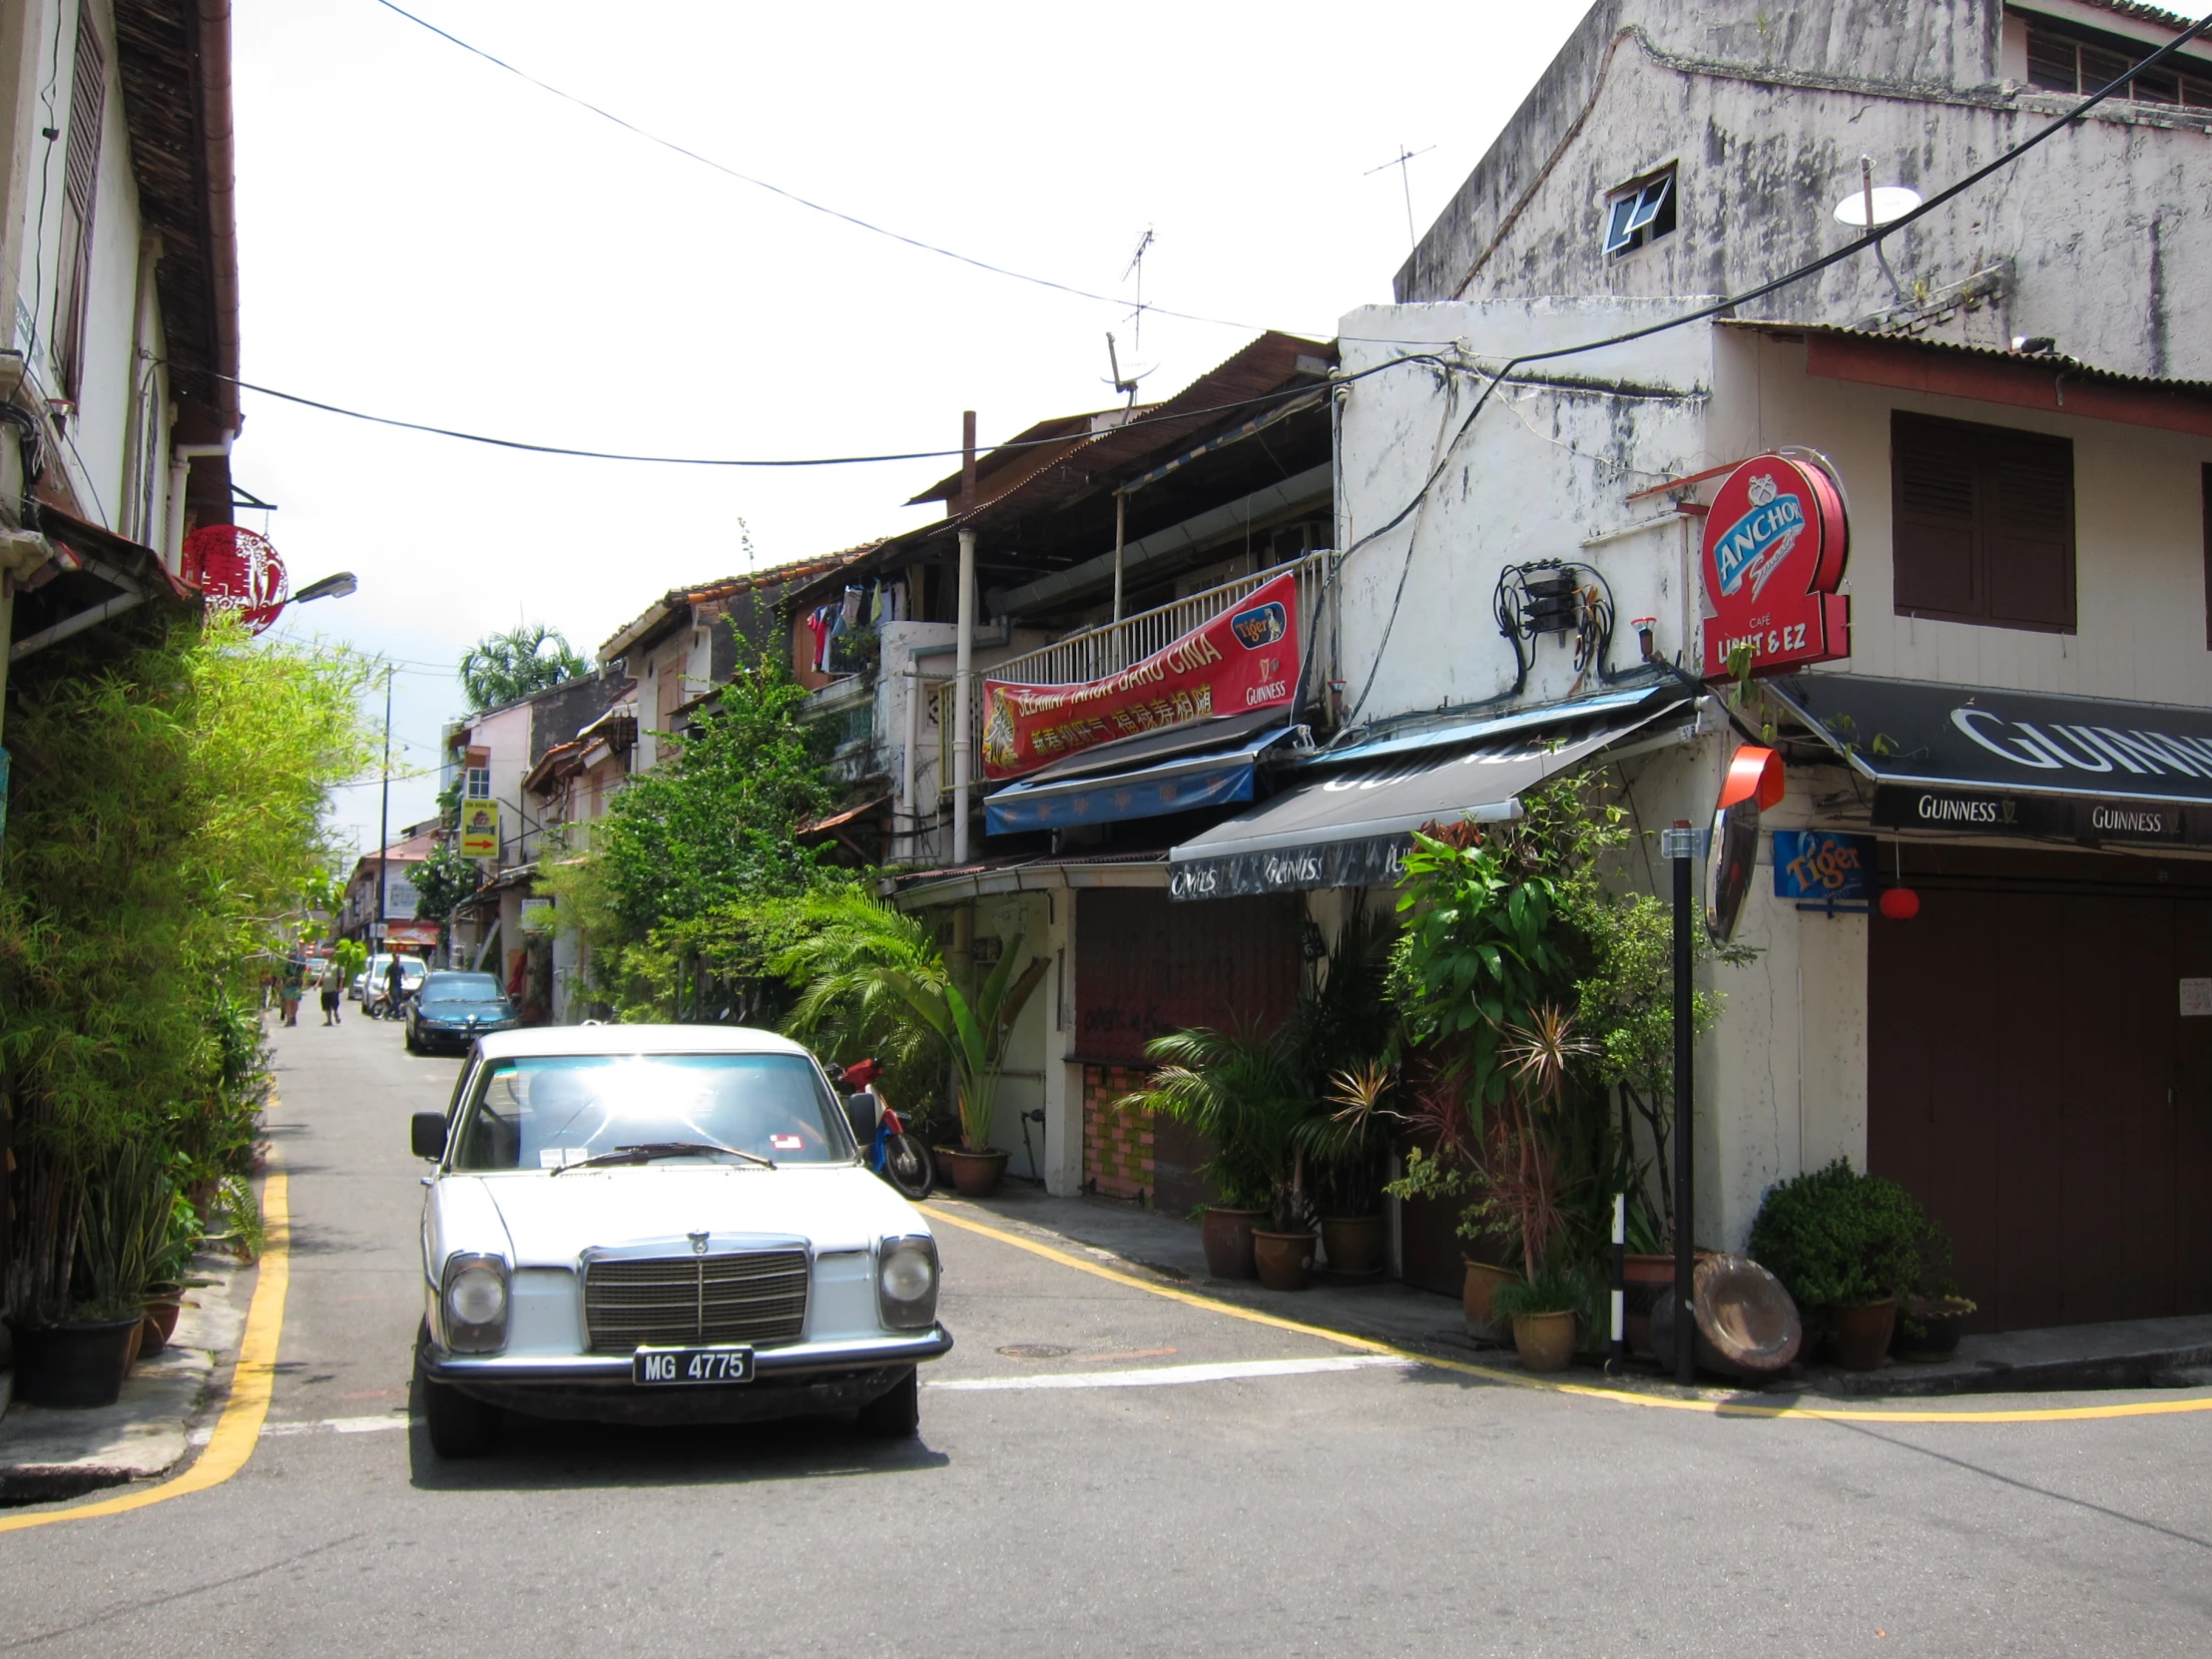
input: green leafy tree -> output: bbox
[1,614,374,1319]
[410,835,484,944]
[457,624,588,712]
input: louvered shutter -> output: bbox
[1891,413,2075,634]
[1984,430,2075,630]
[63,23,104,218]
[1893,415,1979,618]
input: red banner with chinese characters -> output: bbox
[982,572,1300,781]
[1698,451,1850,678]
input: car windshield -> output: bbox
[422,974,502,1004]
[449,1053,853,1172]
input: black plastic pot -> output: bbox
[1894,1296,1972,1362]
[4,1315,143,1407]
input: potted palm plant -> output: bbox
[1118,1023,1300,1281]
[777,896,1046,1199]
[1471,1006,1592,1373]
[5,1141,174,1406]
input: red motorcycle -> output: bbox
[830,1058,935,1201]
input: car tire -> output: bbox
[416,1343,499,1458]
[856,1368,919,1438]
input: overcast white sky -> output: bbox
[233,0,1589,858]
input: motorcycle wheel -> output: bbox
[881,1133,935,1201]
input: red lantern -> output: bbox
[182,524,288,634]
[1879,887,1921,920]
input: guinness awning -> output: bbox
[1771,674,2212,845]
[1167,693,1693,899]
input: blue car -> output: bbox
[405,971,519,1054]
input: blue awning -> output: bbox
[984,725,1297,835]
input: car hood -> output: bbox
[460,1164,927,1266]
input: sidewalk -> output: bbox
[0,1252,253,1506]
[937,1183,2212,1399]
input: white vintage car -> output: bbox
[410,1025,949,1457]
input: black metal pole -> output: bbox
[375,666,392,968]
[1671,819,1696,1385]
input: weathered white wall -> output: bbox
[1336,298,1716,727]
[1401,0,2212,380]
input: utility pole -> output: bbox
[375,665,393,963]
[951,411,977,865]
[1664,817,1699,1384]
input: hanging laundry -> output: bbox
[804,605,836,674]
[840,585,864,628]
[868,583,884,625]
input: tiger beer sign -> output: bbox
[1699,452,1851,678]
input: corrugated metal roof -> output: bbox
[600,545,877,661]
[1720,318,2212,398]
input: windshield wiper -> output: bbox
[549,1140,774,1176]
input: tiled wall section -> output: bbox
[1082,1065,1153,1200]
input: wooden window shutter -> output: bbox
[1892,413,2075,634]
[1893,415,1978,618]
[2202,463,2212,650]
[53,18,106,394]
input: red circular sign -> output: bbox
[182,525,288,634]
[1699,451,1850,678]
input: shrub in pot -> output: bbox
[8,1141,176,1406]
[1748,1159,1932,1370]
[1491,1263,1583,1374]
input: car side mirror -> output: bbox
[411,1112,448,1161]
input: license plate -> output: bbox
[632,1346,756,1385]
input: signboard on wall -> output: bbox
[459,801,501,860]
[982,571,1299,781]
[1773,830,1874,902]
[1699,452,1851,678]
[383,873,420,920]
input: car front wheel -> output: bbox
[856,1368,919,1438]
[416,1344,499,1457]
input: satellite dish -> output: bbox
[1833,185,1923,229]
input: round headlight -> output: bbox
[880,1245,935,1304]
[446,1263,506,1326]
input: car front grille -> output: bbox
[583,1250,810,1353]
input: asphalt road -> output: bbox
[5,1009,2211,1656]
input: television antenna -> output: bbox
[1366,143,1434,253]
[1102,331,1154,409]
[1121,227,1156,350]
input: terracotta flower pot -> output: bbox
[1462,1258,1517,1341]
[1832,1299,1898,1371]
[1513,1310,1577,1374]
[1895,1295,1972,1362]
[1252,1230,1317,1292]
[1199,1207,1266,1279]
[937,1147,1008,1198]
[137,1292,186,1360]
[4,1315,143,1408]
[1319,1214,1384,1277]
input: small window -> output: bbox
[1892,412,2075,634]
[464,767,490,800]
[2022,18,2212,109]
[1603,167,1675,258]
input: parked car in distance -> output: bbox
[363,953,427,1015]
[410,1025,949,1457]
[405,971,519,1054]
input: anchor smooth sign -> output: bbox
[1699,451,1851,678]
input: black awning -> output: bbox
[1772,674,2212,845]
[1166,694,1692,899]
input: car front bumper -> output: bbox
[422,1327,953,1424]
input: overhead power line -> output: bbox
[369,0,1265,333]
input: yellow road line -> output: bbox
[2,1157,290,1533]
[925,1201,2212,1426]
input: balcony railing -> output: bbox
[935,551,1332,795]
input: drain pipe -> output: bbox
[167,437,233,572]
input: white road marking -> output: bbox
[188,1414,413,1446]
[930,1355,1415,1391]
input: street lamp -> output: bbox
[291,571,359,605]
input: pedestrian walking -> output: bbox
[280,949,306,1027]
[319,956,344,1025]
